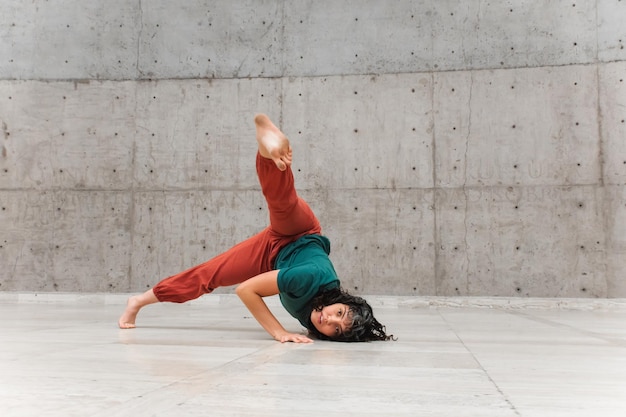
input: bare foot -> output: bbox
[118,296,141,329]
[254,114,292,171]
[118,289,159,329]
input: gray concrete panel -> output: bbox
[0,0,140,80]
[0,190,131,292]
[436,186,607,297]
[133,78,281,190]
[137,0,283,79]
[434,65,600,188]
[282,73,433,190]
[50,191,131,292]
[0,80,136,190]
[431,1,597,71]
[282,0,433,76]
[598,0,626,62]
[599,61,626,185]
[0,191,54,291]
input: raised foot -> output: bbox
[254,114,292,171]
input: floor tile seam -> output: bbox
[87,342,290,417]
[506,310,626,348]
[436,308,522,416]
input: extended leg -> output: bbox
[117,228,277,329]
[254,114,321,237]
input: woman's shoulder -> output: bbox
[276,234,331,266]
[294,234,331,251]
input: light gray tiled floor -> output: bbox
[1,295,625,417]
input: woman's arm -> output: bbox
[236,270,313,343]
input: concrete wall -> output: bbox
[1,0,625,297]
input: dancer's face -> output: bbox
[310,303,351,338]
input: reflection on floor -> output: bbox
[1,294,625,417]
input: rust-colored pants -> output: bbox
[153,153,322,303]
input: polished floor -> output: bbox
[1,294,625,417]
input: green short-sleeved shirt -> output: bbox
[275,234,340,327]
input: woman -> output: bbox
[118,114,392,343]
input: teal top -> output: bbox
[275,234,340,327]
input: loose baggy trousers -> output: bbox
[153,153,321,303]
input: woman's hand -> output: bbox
[275,331,314,344]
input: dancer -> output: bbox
[118,114,392,343]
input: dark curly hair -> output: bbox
[307,287,395,342]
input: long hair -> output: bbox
[307,287,395,342]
